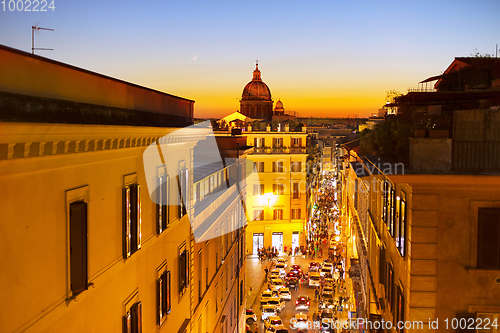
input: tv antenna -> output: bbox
[32,24,54,55]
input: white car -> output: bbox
[246,309,258,325]
[261,305,278,320]
[308,272,321,287]
[278,287,292,300]
[267,296,285,312]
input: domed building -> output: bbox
[240,63,273,120]
[274,99,285,115]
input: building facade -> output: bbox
[336,146,500,332]
[0,45,246,333]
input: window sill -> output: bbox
[466,267,500,275]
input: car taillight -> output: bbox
[295,301,298,304]
[307,301,310,305]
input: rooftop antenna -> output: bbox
[32,24,54,55]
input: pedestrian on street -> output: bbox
[264,267,269,279]
[314,287,319,300]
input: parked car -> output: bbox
[322,262,333,272]
[264,315,284,332]
[267,296,285,312]
[269,278,285,292]
[278,287,292,300]
[262,304,278,320]
[308,272,321,287]
[246,309,257,324]
[275,263,286,276]
[269,269,281,280]
[295,295,310,311]
[277,258,288,268]
[320,266,331,277]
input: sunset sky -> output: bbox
[1,0,499,118]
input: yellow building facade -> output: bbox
[337,147,500,332]
[0,45,246,333]
[216,126,309,256]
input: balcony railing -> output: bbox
[252,147,307,154]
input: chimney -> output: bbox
[285,124,290,132]
[302,124,307,133]
[266,124,271,132]
[247,124,252,132]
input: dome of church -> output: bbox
[241,63,272,101]
[275,99,284,110]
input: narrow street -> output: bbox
[246,171,355,332]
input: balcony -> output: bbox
[252,147,306,155]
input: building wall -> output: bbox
[338,147,500,332]
[0,122,192,333]
[241,132,309,254]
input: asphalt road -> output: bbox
[249,253,348,332]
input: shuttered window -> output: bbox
[69,201,88,295]
[177,167,188,218]
[158,270,171,325]
[157,174,169,234]
[478,208,500,269]
[398,198,407,257]
[179,250,189,295]
[379,246,386,283]
[124,301,142,333]
[123,184,141,258]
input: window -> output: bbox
[477,208,500,269]
[123,184,141,258]
[273,183,284,195]
[124,301,142,333]
[397,196,406,257]
[157,174,169,234]
[157,267,171,325]
[254,209,264,221]
[394,284,404,331]
[382,181,388,224]
[292,137,302,148]
[254,137,265,148]
[386,262,394,311]
[178,165,188,218]
[292,182,299,199]
[291,161,302,173]
[179,247,189,296]
[273,137,283,148]
[291,208,301,219]
[69,201,88,296]
[253,184,264,195]
[256,162,265,173]
[272,161,284,173]
[273,209,283,220]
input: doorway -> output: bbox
[253,233,264,255]
[272,232,284,254]
[292,231,299,254]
